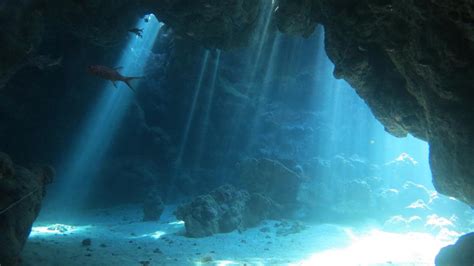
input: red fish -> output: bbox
[87,65,143,92]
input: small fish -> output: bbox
[128,28,144,38]
[87,65,143,92]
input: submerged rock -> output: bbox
[81,238,92,247]
[142,192,165,221]
[276,0,474,206]
[238,158,301,210]
[0,153,54,266]
[151,0,266,49]
[435,232,474,266]
[275,221,308,237]
[175,184,280,237]
[176,185,246,237]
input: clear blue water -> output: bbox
[27,13,472,266]
[49,15,162,210]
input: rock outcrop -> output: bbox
[0,152,54,266]
[143,191,165,221]
[435,232,474,266]
[238,158,302,210]
[148,0,266,49]
[275,0,474,206]
[175,184,280,237]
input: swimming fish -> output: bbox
[128,28,144,38]
[87,65,143,92]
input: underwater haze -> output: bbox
[5,9,472,266]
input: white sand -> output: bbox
[22,205,455,266]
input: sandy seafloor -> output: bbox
[21,205,457,266]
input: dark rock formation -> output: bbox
[0,0,267,86]
[81,238,92,247]
[0,0,472,210]
[175,184,280,237]
[275,0,474,206]
[238,158,302,210]
[143,191,165,221]
[0,152,14,180]
[0,152,54,266]
[148,0,266,49]
[435,232,474,266]
[0,0,144,90]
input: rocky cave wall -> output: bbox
[0,0,473,208]
[1,1,472,264]
[275,0,474,206]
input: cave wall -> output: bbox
[275,0,474,205]
[0,0,473,206]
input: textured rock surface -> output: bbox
[148,0,266,49]
[175,185,280,237]
[0,0,267,90]
[238,158,302,209]
[435,232,474,266]
[0,153,54,266]
[143,191,165,221]
[275,0,474,206]
[0,0,144,90]
[0,0,473,207]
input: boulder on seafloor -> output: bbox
[175,184,281,237]
[0,152,54,266]
[238,158,301,211]
[143,191,165,221]
[435,232,474,266]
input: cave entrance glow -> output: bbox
[49,15,162,210]
[23,13,472,266]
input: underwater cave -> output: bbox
[0,0,473,265]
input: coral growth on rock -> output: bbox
[175,185,280,237]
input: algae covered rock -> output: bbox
[175,185,248,237]
[175,184,280,237]
[243,193,282,228]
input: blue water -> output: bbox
[50,15,162,210]
[26,12,473,266]
[175,51,210,168]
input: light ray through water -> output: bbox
[50,15,162,210]
[221,2,278,166]
[175,51,210,168]
[194,51,222,168]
